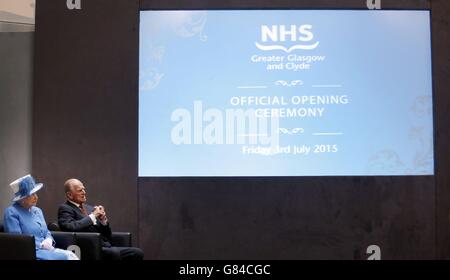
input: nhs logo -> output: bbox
[255,25,319,53]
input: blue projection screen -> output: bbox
[139,10,433,177]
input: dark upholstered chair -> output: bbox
[0,221,36,260]
[1,216,132,260]
[48,222,132,260]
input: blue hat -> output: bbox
[10,174,44,202]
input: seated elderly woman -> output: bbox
[3,175,78,260]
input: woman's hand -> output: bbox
[40,237,54,251]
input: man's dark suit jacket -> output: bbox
[58,201,112,247]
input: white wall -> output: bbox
[0,0,34,218]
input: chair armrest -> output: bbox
[74,232,102,260]
[52,231,76,250]
[47,222,60,231]
[0,233,36,260]
[111,232,131,247]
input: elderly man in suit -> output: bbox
[58,178,144,260]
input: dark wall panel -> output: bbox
[432,0,450,260]
[139,177,434,259]
[140,0,430,10]
[33,0,139,239]
[33,0,450,259]
[137,0,442,260]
